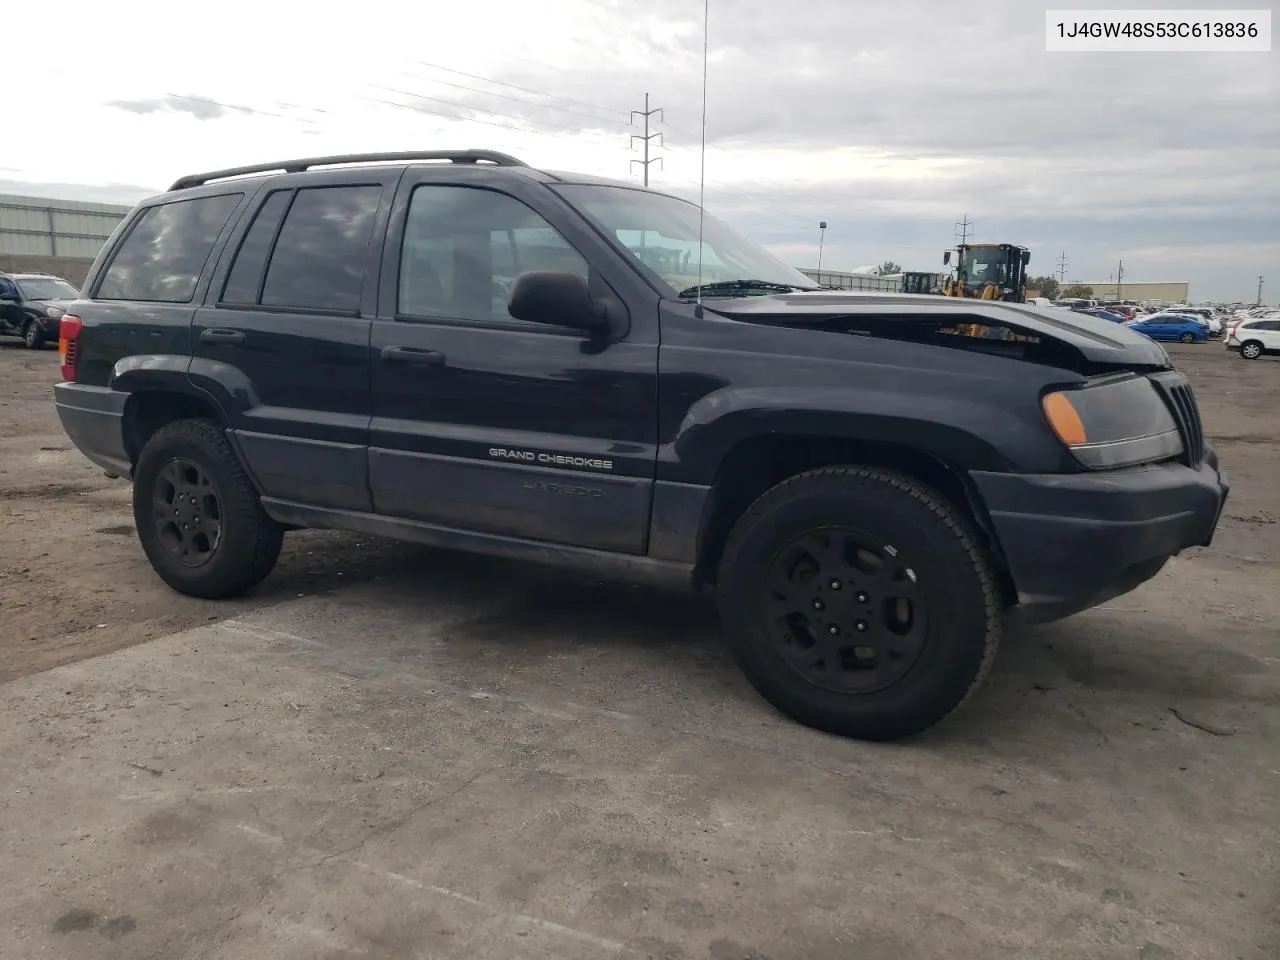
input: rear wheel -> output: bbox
[1240,340,1263,359]
[132,419,283,598]
[1179,332,1196,343]
[22,321,44,349]
[716,466,1001,741]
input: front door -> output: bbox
[191,172,397,512]
[368,171,660,554]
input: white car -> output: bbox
[1224,316,1280,360]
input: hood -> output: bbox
[702,291,1171,371]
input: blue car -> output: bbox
[1124,315,1208,343]
[1080,308,1128,323]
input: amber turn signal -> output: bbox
[1041,392,1088,446]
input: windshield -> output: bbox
[15,277,80,300]
[554,184,817,296]
[957,247,1008,288]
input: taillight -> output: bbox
[58,315,82,381]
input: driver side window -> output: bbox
[398,186,588,326]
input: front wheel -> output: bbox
[716,466,1001,741]
[132,419,283,598]
[1240,340,1263,359]
[22,321,44,349]
[1179,332,1196,343]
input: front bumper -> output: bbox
[54,382,131,478]
[973,452,1229,624]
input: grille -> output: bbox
[1151,372,1204,466]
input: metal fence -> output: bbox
[0,195,130,261]
[799,269,904,292]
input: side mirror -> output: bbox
[942,250,951,266]
[508,271,608,333]
[1022,250,1031,265]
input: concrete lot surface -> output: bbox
[2,342,1278,959]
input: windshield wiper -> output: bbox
[677,279,811,299]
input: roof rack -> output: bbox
[168,150,527,191]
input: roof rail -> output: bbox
[168,150,527,191]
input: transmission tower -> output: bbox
[954,215,973,245]
[629,93,664,186]
[1259,276,1265,307]
[1056,251,1069,285]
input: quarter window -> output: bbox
[221,190,291,304]
[97,194,242,303]
[398,185,587,324]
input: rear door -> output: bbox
[191,171,398,512]
[368,169,660,554]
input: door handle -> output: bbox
[381,345,446,366]
[200,328,245,345]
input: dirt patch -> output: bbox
[0,343,429,681]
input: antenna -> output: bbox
[695,0,710,310]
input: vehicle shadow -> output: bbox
[309,547,1270,756]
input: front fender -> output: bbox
[661,385,1060,482]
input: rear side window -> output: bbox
[259,185,381,313]
[97,194,242,302]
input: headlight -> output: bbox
[1041,376,1182,469]
[44,305,65,319]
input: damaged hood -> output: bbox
[702,291,1172,369]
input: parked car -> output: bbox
[1224,317,1280,359]
[1080,308,1128,323]
[0,273,80,348]
[1126,314,1209,343]
[51,148,1229,742]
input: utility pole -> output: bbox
[1056,251,1069,286]
[1116,259,1124,300]
[1258,276,1265,307]
[954,215,973,245]
[817,221,827,275]
[629,93,664,186]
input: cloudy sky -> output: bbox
[8,0,1277,301]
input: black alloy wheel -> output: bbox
[763,528,926,694]
[151,458,223,568]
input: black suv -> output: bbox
[53,150,1229,741]
[0,272,80,348]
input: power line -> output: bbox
[954,215,973,244]
[361,92,614,146]
[629,93,664,186]
[399,69,627,127]
[1056,250,1069,285]
[369,84,603,134]
[409,59,627,119]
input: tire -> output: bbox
[716,466,1001,741]
[1179,332,1196,343]
[22,321,44,349]
[1240,340,1263,360]
[132,419,283,598]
